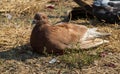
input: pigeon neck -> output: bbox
[36,20,50,27]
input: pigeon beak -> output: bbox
[32,19,36,25]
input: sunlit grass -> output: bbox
[0,0,120,73]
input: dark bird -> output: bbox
[30,13,110,54]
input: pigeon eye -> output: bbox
[42,16,46,19]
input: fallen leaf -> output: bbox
[46,4,55,9]
[104,63,116,68]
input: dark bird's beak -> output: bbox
[32,20,36,25]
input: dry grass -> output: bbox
[0,0,120,74]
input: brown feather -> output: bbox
[30,13,110,54]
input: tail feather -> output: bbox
[80,38,109,49]
[83,28,111,40]
[95,32,111,37]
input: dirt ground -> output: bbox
[0,0,120,74]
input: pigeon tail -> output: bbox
[82,28,111,41]
[80,38,109,49]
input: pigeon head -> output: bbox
[32,13,48,24]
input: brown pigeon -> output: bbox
[30,13,110,54]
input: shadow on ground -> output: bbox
[0,43,44,62]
